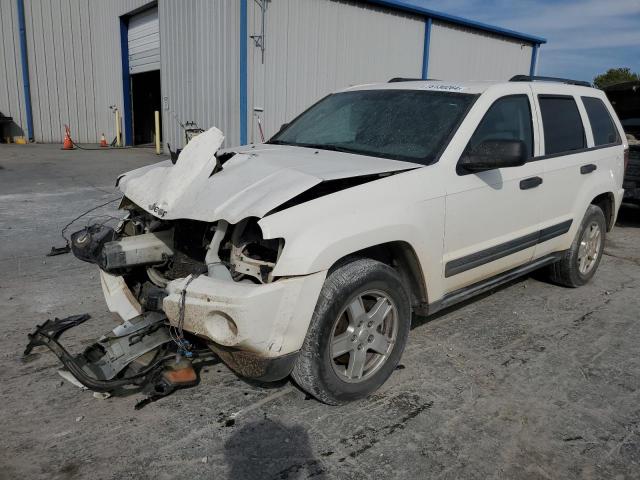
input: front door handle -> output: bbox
[580,164,597,174]
[520,176,543,190]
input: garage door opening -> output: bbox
[122,6,161,146]
[131,70,161,145]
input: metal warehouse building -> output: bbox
[0,0,546,148]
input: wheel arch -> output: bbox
[591,191,615,231]
[327,241,429,314]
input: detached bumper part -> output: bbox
[24,312,173,392]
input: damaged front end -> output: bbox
[57,198,296,385]
[28,126,417,397]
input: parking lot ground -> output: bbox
[1,144,639,480]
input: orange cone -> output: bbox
[62,125,74,150]
[99,133,108,148]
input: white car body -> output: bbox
[103,79,626,381]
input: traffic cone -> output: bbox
[62,125,74,150]
[99,133,108,148]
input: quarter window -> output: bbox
[538,96,586,155]
[465,95,533,158]
[581,96,619,146]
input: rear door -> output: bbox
[531,85,623,259]
[443,85,543,293]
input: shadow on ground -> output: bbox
[224,419,325,479]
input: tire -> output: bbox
[291,258,411,405]
[547,205,606,287]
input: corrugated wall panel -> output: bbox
[0,0,27,138]
[19,0,148,143]
[429,20,532,81]
[159,0,241,149]
[250,0,425,141]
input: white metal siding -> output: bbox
[249,0,425,141]
[128,7,160,74]
[158,0,241,149]
[0,0,27,138]
[17,0,149,143]
[2,0,539,146]
[428,20,532,81]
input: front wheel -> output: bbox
[291,258,410,405]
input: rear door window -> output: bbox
[581,96,619,146]
[538,96,586,155]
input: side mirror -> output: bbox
[460,139,527,172]
[279,123,289,133]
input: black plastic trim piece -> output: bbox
[530,142,622,161]
[445,232,539,278]
[580,164,597,174]
[520,176,543,189]
[510,75,591,87]
[388,77,439,82]
[444,219,573,278]
[431,252,563,314]
[538,219,573,243]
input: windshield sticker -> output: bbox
[423,84,466,91]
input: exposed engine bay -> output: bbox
[70,203,285,306]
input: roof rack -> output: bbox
[510,75,591,88]
[388,77,439,83]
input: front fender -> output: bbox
[258,168,447,302]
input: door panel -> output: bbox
[443,89,543,293]
[444,163,542,291]
[530,85,593,258]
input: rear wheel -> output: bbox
[292,258,410,404]
[547,205,606,287]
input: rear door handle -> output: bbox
[580,164,597,174]
[520,176,543,190]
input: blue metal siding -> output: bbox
[120,16,132,146]
[529,44,539,77]
[421,17,432,79]
[240,0,248,145]
[16,0,33,140]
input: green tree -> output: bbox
[593,67,640,89]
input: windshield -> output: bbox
[269,89,476,164]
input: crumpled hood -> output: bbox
[117,127,421,223]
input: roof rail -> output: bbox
[510,75,591,88]
[388,77,438,83]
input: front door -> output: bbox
[443,87,543,293]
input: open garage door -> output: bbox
[128,7,160,74]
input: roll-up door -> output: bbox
[128,8,160,74]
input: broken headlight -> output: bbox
[228,218,284,284]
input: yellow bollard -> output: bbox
[154,110,161,154]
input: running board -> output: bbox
[428,253,562,315]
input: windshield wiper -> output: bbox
[269,140,384,158]
[295,143,357,154]
[267,140,350,152]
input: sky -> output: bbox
[409,0,640,83]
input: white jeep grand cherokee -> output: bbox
[91,77,627,404]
